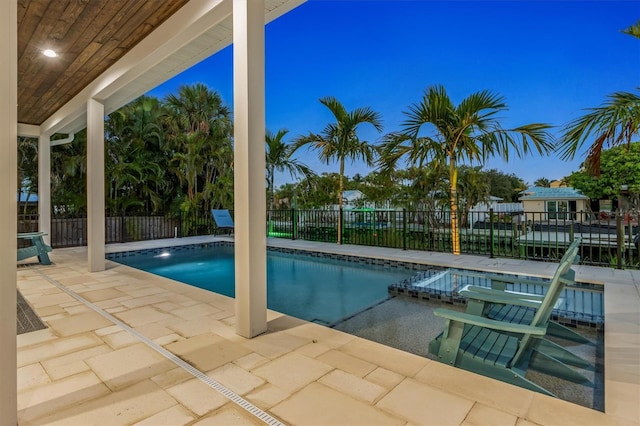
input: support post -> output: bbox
[38,133,52,245]
[0,1,17,423]
[402,208,407,251]
[291,207,296,240]
[489,208,495,259]
[616,211,624,269]
[87,98,106,272]
[339,206,343,244]
[233,0,267,338]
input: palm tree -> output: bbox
[265,129,314,212]
[558,89,640,175]
[50,131,88,215]
[293,96,383,244]
[457,166,491,228]
[105,96,168,215]
[164,84,233,214]
[17,137,38,216]
[380,85,553,254]
[558,22,640,175]
[534,177,551,188]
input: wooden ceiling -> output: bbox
[17,0,191,126]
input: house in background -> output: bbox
[518,187,589,220]
[342,189,367,208]
[18,190,38,215]
[549,179,569,188]
[468,195,524,228]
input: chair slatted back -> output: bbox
[529,238,580,328]
[512,238,581,365]
[211,209,234,228]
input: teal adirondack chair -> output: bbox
[428,239,591,396]
[460,238,587,345]
[17,232,52,265]
[458,239,591,371]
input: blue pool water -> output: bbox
[111,245,416,326]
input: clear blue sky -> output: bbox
[148,0,640,189]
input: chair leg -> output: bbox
[437,320,464,365]
[547,321,590,343]
[529,350,593,385]
[33,239,51,265]
[537,339,592,369]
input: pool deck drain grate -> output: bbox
[30,266,285,426]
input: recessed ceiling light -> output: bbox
[43,49,57,58]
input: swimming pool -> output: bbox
[108,243,417,326]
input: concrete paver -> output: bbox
[245,383,291,410]
[462,403,518,426]
[86,343,174,391]
[252,352,333,393]
[41,345,112,381]
[205,363,265,395]
[17,363,51,392]
[364,367,405,390]
[376,378,475,425]
[166,378,229,417]
[34,380,178,426]
[414,361,535,418]
[341,337,430,377]
[18,371,110,423]
[319,369,387,403]
[46,311,113,337]
[132,404,196,426]
[271,382,404,426]
[18,333,104,368]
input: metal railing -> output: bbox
[17,208,639,269]
[265,208,638,269]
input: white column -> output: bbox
[233,0,267,338]
[38,133,51,245]
[87,98,105,272]
[0,1,17,423]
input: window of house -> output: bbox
[547,200,569,219]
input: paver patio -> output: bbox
[16,236,640,425]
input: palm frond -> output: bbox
[558,89,640,166]
[622,19,640,39]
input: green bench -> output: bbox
[17,232,52,265]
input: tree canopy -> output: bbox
[566,142,640,206]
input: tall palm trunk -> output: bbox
[338,157,345,244]
[449,157,460,255]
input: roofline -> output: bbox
[519,196,589,200]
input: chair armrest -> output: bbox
[433,308,547,336]
[485,273,551,287]
[18,231,48,239]
[459,286,543,308]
